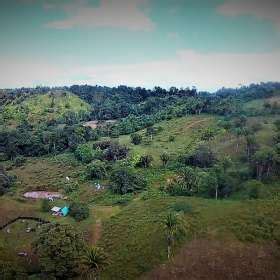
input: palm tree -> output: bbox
[82,247,108,280]
[163,212,185,259]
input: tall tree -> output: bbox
[163,212,185,259]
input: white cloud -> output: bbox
[1,50,280,91]
[217,0,280,30]
[45,0,154,31]
[82,50,280,90]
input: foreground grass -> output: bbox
[99,197,280,279]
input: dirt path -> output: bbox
[92,219,102,245]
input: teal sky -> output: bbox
[1,0,280,91]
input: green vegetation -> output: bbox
[3,91,90,125]
[0,83,280,279]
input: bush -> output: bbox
[130,133,142,145]
[171,201,193,214]
[64,181,79,194]
[181,144,217,168]
[86,160,107,180]
[93,140,113,150]
[103,143,129,161]
[110,166,147,195]
[169,135,175,142]
[69,202,90,221]
[0,165,11,196]
[243,180,267,199]
[13,155,26,167]
[160,152,170,166]
[137,154,153,168]
[74,144,93,163]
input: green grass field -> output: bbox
[3,91,90,125]
[1,112,280,279]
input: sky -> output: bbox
[0,0,280,91]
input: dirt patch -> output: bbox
[83,120,99,129]
[23,191,63,199]
[143,239,280,280]
[92,219,102,245]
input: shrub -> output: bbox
[181,144,217,168]
[13,155,26,167]
[64,181,79,194]
[103,143,129,161]
[137,154,153,168]
[93,140,113,150]
[243,180,266,199]
[74,144,93,163]
[0,165,11,196]
[130,133,142,145]
[169,135,175,142]
[171,201,193,214]
[160,152,170,166]
[110,166,147,194]
[41,199,51,212]
[86,160,107,180]
[69,202,90,221]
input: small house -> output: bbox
[60,206,69,217]
[51,206,69,217]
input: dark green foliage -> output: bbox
[93,140,113,150]
[252,147,275,180]
[41,199,51,212]
[103,142,129,161]
[82,247,108,279]
[69,202,90,221]
[160,152,170,166]
[200,128,216,141]
[180,144,217,168]
[171,201,193,214]
[85,160,107,180]
[274,119,280,131]
[243,180,267,199]
[168,135,175,142]
[0,259,27,280]
[110,166,147,194]
[64,181,79,194]
[13,155,26,167]
[74,144,93,163]
[165,166,198,196]
[34,223,86,279]
[0,165,11,196]
[137,154,153,168]
[130,133,142,145]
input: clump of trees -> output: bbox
[74,144,93,163]
[34,223,107,279]
[110,166,147,194]
[85,160,107,180]
[34,223,86,279]
[130,133,142,145]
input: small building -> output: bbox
[51,206,61,216]
[60,206,69,217]
[51,206,69,217]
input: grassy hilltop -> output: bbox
[2,90,91,126]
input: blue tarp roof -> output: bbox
[60,206,69,216]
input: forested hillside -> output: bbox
[0,82,280,279]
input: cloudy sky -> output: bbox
[1,0,280,91]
